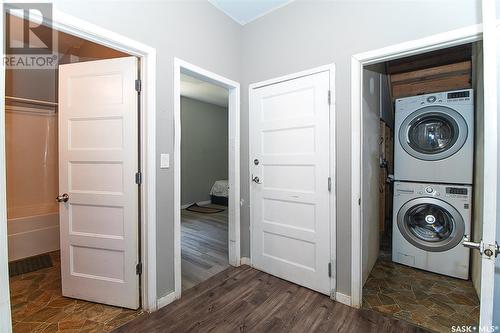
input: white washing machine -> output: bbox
[392,181,471,279]
[394,89,474,184]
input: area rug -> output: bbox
[186,203,225,214]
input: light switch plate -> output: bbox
[160,153,170,169]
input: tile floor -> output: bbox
[363,258,479,333]
[9,252,142,333]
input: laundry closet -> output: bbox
[360,43,483,333]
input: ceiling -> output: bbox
[208,0,293,25]
[181,73,229,108]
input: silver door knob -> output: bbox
[463,236,500,258]
[252,176,262,184]
[56,193,69,203]
[462,235,484,254]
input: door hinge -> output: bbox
[327,90,332,105]
[136,262,142,275]
[328,262,332,277]
[328,177,332,192]
[135,172,142,185]
[135,79,141,92]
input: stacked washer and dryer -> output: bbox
[392,89,473,279]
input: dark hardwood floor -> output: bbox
[114,265,428,333]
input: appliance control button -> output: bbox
[425,186,434,193]
[427,96,437,103]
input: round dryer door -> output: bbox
[397,197,465,252]
[399,105,468,161]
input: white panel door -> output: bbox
[250,70,332,295]
[58,57,139,309]
[477,0,500,327]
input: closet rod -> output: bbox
[5,96,58,107]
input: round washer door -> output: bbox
[397,197,465,252]
[399,105,468,161]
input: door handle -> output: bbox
[463,236,500,258]
[462,235,484,254]
[56,193,69,203]
[252,176,262,184]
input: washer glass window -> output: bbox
[399,106,468,161]
[397,197,465,252]
[408,115,458,154]
[405,203,454,242]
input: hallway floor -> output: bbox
[181,204,229,291]
[363,258,479,333]
[9,252,141,333]
[115,265,428,333]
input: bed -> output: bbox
[210,180,229,206]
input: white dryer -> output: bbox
[394,89,474,184]
[392,181,471,279]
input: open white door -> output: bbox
[250,69,333,295]
[58,56,140,309]
[472,1,500,328]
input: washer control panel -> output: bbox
[396,89,473,109]
[394,182,471,200]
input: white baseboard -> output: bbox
[335,292,352,306]
[157,291,177,310]
[240,256,251,266]
[180,200,212,210]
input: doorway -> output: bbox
[351,24,489,333]
[179,72,230,291]
[249,65,337,298]
[1,9,157,331]
[173,58,241,300]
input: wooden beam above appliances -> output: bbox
[390,61,472,99]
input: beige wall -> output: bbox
[361,66,382,285]
[5,108,59,219]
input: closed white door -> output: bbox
[58,57,139,309]
[250,70,332,295]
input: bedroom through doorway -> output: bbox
[179,72,230,291]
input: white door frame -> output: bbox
[350,24,483,309]
[0,9,158,315]
[173,58,241,300]
[248,64,338,300]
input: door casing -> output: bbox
[248,64,337,301]
[173,58,241,302]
